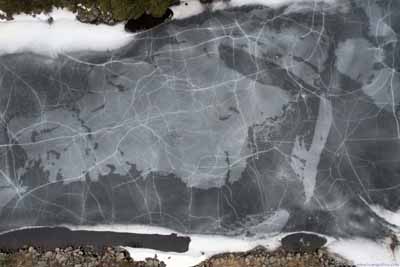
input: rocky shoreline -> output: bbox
[0,246,165,267]
[195,246,354,267]
[0,245,354,267]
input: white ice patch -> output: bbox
[290,97,333,203]
[0,8,134,57]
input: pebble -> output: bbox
[55,253,67,263]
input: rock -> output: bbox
[116,252,125,262]
[56,253,67,263]
[145,258,160,267]
[281,233,327,253]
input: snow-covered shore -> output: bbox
[0,0,341,57]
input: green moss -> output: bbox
[0,0,175,21]
[0,253,11,267]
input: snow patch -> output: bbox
[0,8,133,57]
[171,0,205,19]
[328,238,400,267]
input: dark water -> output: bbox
[0,227,190,252]
[0,0,399,243]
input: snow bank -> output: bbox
[0,8,134,57]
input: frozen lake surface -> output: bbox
[1,0,400,265]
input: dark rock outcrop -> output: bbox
[281,233,327,253]
[124,9,173,33]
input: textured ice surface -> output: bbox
[1,1,400,262]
